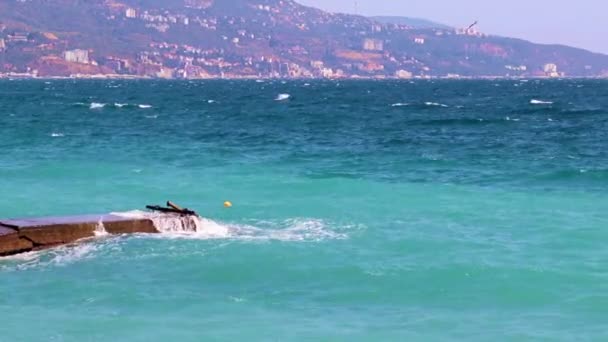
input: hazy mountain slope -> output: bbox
[0,0,606,77]
[371,16,451,30]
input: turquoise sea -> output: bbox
[0,79,607,341]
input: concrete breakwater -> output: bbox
[0,214,159,256]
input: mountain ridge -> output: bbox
[370,16,451,30]
[0,0,607,78]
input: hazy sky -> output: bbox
[297,0,607,54]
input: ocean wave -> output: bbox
[535,169,608,181]
[89,102,106,109]
[50,132,65,137]
[530,99,553,105]
[114,103,128,108]
[275,93,291,101]
[0,243,101,271]
[425,102,449,107]
[0,213,351,271]
[112,211,348,242]
[138,104,153,109]
[391,102,408,107]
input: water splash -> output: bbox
[94,219,108,237]
[111,211,347,242]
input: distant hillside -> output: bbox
[371,16,451,30]
[0,0,607,78]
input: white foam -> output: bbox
[145,115,159,119]
[275,93,291,101]
[50,132,64,137]
[138,104,153,109]
[114,103,128,108]
[111,211,346,242]
[94,220,109,237]
[0,243,100,271]
[207,100,216,104]
[391,102,408,107]
[530,99,553,105]
[111,210,228,238]
[90,102,106,109]
[425,102,448,107]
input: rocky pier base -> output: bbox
[0,214,158,256]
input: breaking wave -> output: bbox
[424,102,449,107]
[275,93,291,101]
[0,212,351,271]
[530,99,553,105]
[112,210,347,242]
[89,102,106,109]
[0,243,101,271]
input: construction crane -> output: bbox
[466,20,479,33]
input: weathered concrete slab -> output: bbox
[0,213,160,256]
[102,215,157,234]
[0,225,33,256]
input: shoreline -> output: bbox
[1,74,607,81]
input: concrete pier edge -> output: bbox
[0,214,159,256]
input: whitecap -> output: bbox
[90,102,106,109]
[138,104,152,109]
[530,99,553,105]
[51,133,64,137]
[144,115,158,119]
[425,102,448,107]
[114,103,128,108]
[391,103,408,107]
[275,93,291,101]
[207,100,216,104]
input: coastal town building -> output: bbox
[363,38,383,51]
[7,32,28,43]
[395,69,413,79]
[126,8,137,19]
[0,0,604,79]
[543,63,560,77]
[64,49,90,64]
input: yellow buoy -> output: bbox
[224,201,233,208]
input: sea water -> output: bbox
[0,79,607,340]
